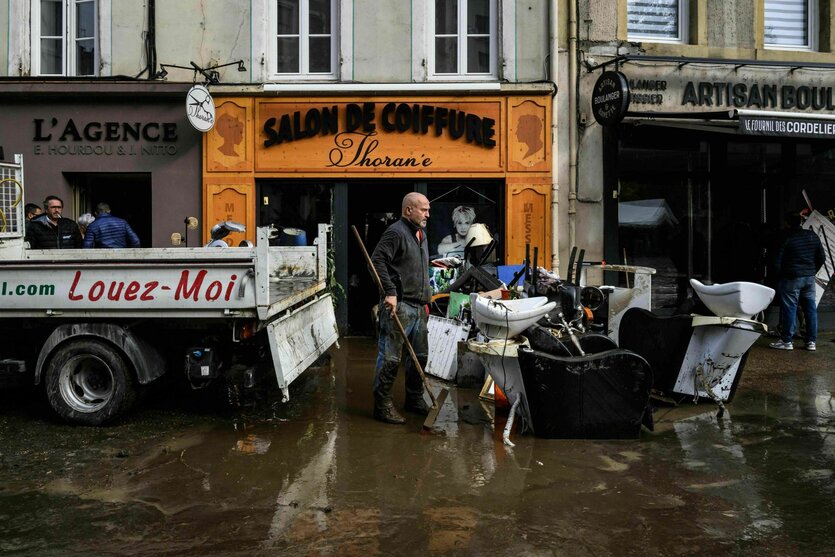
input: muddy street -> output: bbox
[1,335,833,556]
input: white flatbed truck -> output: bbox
[0,155,339,425]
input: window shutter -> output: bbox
[765,0,809,48]
[627,0,680,41]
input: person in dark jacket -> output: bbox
[83,203,140,248]
[24,203,42,220]
[25,196,82,249]
[369,192,431,424]
[770,211,825,351]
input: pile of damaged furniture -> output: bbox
[466,246,655,440]
[432,231,776,442]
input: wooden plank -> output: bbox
[505,180,551,266]
[203,177,255,246]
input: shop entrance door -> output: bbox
[344,182,417,335]
[343,180,503,334]
[69,173,152,247]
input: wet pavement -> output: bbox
[1,334,833,556]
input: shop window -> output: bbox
[32,0,99,76]
[627,0,688,44]
[764,0,817,51]
[429,0,497,79]
[269,0,337,79]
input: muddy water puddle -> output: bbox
[1,336,833,555]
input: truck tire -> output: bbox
[44,339,137,426]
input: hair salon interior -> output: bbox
[564,0,835,327]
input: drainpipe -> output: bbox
[568,0,578,255]
[550,0,560,272]
[146,0,157,77]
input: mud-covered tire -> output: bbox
[44,339,137,426]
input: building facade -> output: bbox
[563,0,835,316]
[0,0,557,332]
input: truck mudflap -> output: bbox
[266,292,339,401]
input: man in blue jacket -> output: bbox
[770,211,825,351]
[370,192,431,424]
[83,202,141,249]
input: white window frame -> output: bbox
[427,0,498,81]
[626,0,689,44]
[32,0,100,76]
[268,0,338,81]
[764,0,818,51]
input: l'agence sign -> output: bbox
[32,117,179,157]
[255,100,502,173]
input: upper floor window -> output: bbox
[430,0,497,79]
[627,0,688,44]
[33,0,98,76]
[269,0,337,79]
[764,0,817,50]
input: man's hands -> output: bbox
[384,295,397,316]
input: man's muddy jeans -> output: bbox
[374,301,428,403]
[778,275,818,343]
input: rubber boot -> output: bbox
[374,397,406,424]
[404,393,430,415]
[373,361,405,425]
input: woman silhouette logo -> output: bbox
[216,112,244,156]
[516,114,543,159]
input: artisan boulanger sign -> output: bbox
[612,70,835,138]
[592,71,630,125]
[683,81,835,110]
[263,102,496,169]
[626,77,835,111]
[32,117,179,156]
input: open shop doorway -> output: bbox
[70,173,152,247]
[344,182,418,335]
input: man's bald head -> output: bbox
[402,192,430,228]
[402,192,427,212]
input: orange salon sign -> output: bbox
[254,99,503,173]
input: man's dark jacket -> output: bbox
[774,227,825,279]
[371,217,430,306]
[25,215,82,249]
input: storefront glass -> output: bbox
[617,125,835,313]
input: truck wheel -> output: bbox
[44,339,137,426]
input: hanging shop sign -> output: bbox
[186,85,216,132]
[592,71,630,125]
